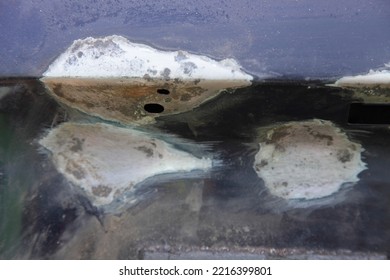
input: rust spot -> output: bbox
[65,161,85,180]
[337,149,353,163]
[84,101,95,108]
[42,77,248,125]
[70,137,84,152]
[53,83,64,97]
[117,105,134,116]
[92,185,112,197]
[135,145,154,157]
[274,144,286,152]
[180,93,192,101]
[306,127,334,145]
[267,128,290,144]
[256,160,268,169]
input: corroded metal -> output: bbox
[42,77,250,125]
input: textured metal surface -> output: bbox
[42,78,248,125]
[1,0,390,78]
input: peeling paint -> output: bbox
[39,122,213,207]
[334,63,390,88]
[41,77,249,125]
[41,35,252,125]
[331,64,390,103]
[254,119,366,200]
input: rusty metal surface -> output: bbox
[42,78,248,125]
[1,79,390,259]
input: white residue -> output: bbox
[39,122,213,206]
[253,119,366,200]
[334,63,390,86]
[43,35,252,81]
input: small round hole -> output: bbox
[157,88,170,95]
[144,103,164,113]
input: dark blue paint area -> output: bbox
[0,1,47,75]
[1,0,390,78]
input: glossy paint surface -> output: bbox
[1,0,390,78]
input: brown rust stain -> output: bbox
[336,149,353,163]
[309,131,334,146]
[266,127,290,144]
[255,159,268,171]
[180,93,192,101]
[52,83,64,97]
[92,185,113,197]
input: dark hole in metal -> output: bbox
[157,89,170,95]
[144,103,164,113]
[348,103,390,124]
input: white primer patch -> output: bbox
[43,35,252,81]
[334,63,390,87]
[39,122,213,206]
[253,119,366,200]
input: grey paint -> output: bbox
[1,0,390,78]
